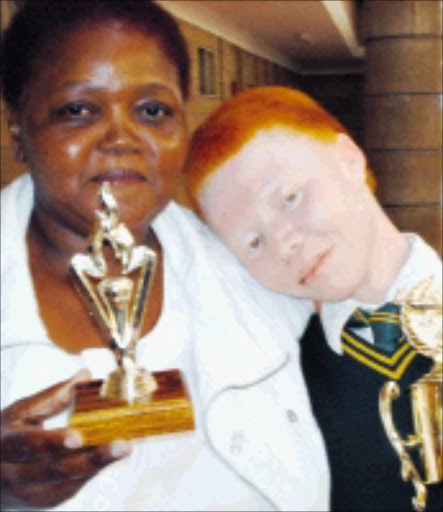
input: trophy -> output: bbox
[69,182,194,445]
[379,276,442,511]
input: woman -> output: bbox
[1,2,329,511]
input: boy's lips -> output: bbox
[299,247,332,285]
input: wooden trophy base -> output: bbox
[70,369,194,445]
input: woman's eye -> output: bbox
[136,101,173,123]
[53,102,98,119]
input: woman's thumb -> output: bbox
[11,368,92,425]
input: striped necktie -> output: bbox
[341,302,417,380]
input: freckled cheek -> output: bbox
[249,258,283,288]
[295,196,325,231]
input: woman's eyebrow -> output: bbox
[50,81,181,102]
[49,81,106,94]
[132,83,182,101]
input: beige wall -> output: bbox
[177,18,298,135]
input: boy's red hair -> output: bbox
[184,86,375,213]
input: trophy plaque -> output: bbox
[379,276,442,511]
[69,183,194,445]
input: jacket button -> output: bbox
[230,431,244,455]
[287,409,298,422]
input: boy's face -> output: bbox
[199,128,374,301]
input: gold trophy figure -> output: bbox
[379,276,442,511]
[69,183,194,445]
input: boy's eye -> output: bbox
[248,234,262,252]
[135,101,173,122]
[284,190,301,208]
[53,102,98,119]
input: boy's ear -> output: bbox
[335,133,366,185]
[6,110,27,164]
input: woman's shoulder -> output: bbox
[1,174,33,248]
[1,172,33,196]
[1,173,33,219]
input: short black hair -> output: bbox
[1,0,190,111]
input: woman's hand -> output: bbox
[1,369,131,509]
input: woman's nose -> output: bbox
[97,109,142,154]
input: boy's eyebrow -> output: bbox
[257,180,281,200]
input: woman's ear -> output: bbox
[6,109,27,164]
[335,133,366,186]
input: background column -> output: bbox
[363,0,442,255]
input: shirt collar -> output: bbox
[320,234,441,354]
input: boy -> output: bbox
[184,87,442,511]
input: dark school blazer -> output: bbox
[301,314,442,512]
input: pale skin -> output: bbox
[2,21,188,508]
[199,128,410,305]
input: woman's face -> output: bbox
[14,21,188,236]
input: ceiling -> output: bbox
[157,0,365,74]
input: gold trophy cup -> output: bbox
[69,183,194,445]
[379,277,442,511]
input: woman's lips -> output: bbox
[92,169,147,187]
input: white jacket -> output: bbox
[1,174,329,511]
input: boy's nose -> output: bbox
[274,225,304,264]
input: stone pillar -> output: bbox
[363,0,442,255]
